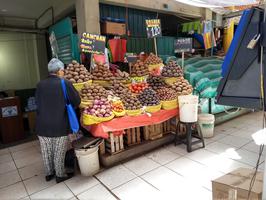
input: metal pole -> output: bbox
[182,52,185,68]
[154,37,158,56]
[261,2,266,200]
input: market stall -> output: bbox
[63,48,193,167]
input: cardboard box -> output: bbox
[101,21,126,36]
[212,168,263,200]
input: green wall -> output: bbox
[0,32,44,90]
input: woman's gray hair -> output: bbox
[48,58,64,73]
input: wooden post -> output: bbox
[154,37,158,56]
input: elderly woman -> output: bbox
[35,58,81,183]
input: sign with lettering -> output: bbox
[145,19,162,38]
[49,31,59,58]
[80,33,106,54]
[2,106,18,118]
[174,38,193,53]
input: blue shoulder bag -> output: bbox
[61,79,79,133]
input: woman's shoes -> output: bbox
[45,173,55,182]
[56,173,74,183]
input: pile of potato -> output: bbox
[162,61,183,77]
[92,63,115,81]
[64,60,92,83]
[156,88,177,101]
[144,53,163,65]
[171,77,193,95]
[113,69,130,80]
[147,75,167,90]
[120,94,142,110]
[138,88,160,106]
[110,80,130,96]
[131,60,149,77]
[80,83,108,101]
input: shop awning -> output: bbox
[174,0,260,8]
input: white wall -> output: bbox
[0,31,47,90]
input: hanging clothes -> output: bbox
[108,39,127,63]
[182,21,202,34]
[203,32,216,49]
[203,21,213,33]
[223,19,234,53]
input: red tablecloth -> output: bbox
[83,109,178,139]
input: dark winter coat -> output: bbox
[35,75,81,137]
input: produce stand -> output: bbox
[82,109,178,167]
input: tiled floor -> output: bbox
[0,111,265,200]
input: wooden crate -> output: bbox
[105,133,124,154]
[162,118,177,134]
[143,123,163,141]
[124,127,141,146]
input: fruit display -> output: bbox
[162,61,183,77]
[171,77,193,95]
[83,99,112,118]
[147,75,167,90]
[120,94,142,110]
[64,60,92,83]
[129,82,149,94]
[156,88,177,101]
[131,60,149,77]
[111,100,124,113]
[92,63,115,81]
[110,80,130,96]
[144,53,163,65]
[113,69,130,80]
[138,88,160,106]
[80,83,108,101]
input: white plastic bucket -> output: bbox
[198,114,215,138]
[178,95,199,123]
[75,146,100,176]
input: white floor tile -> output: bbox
[146,148,181,165]
[18,162,44,180]
[218,135,251,148]
[0,170,21,188]
[11,146,40,160]
[185,149,218,164]
[165,157,206,177]
[0,182,27,200]
[0,154,13,164]
[77,184,116,200]
[199,153,252,174]
[30,183,74,200]
[14,153,42,169]
[165,144,189,155]
[95,165,136,189]
[21,196,31,200]
[65,174,99,196]
[0,161,16,175]
[9,142,34,153]
[23,174,56,195]
[113,177,160,200]
[0,148,9,156]
[231,149,264,167]
[242,141,263,154]
[123,156,160,176]
[230,129,254,139]
[205,141,236,154]
[141,166,185,191]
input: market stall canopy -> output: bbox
[174,0,260,8]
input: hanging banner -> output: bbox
[80,33,106,54]
[145,19,162,38]
[49,31,59,58]
[223,19,234,53]
[174,38,193,53]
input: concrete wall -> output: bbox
[0,32,47,90]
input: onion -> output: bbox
[90,109,96,114]
[101,105,106,109]
[94,99,100,105]
[100,109,106,114]
[106,105,111,109]
[98,114,103,117]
